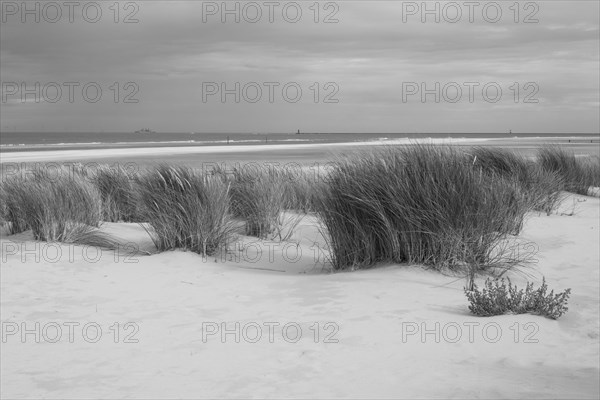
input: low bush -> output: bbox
[136,165,233,256]
[465,277,571,319]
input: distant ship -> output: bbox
[135,128,155,134]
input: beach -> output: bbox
[2,135,599,167]
[3,0,599,395]
[1,137,599,398]
[1,188,599,398]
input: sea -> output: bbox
[2,131,598,150]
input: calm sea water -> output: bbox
[2,131,596,148]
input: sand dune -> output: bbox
[1,194,598,398]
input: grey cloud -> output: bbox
[1,0,598,133]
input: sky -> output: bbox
[1,0,599,134]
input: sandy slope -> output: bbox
[1,195,599,399]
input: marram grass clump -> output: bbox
[228,166,286,238]
[135,165,234,256]
[465,277,571,319]
[214,164,318,238]
[315,145,531,271]
[537,146,600,195]
[471,146,565,215]
[0,175,29,235]
[90,164,140,222]
[0,166,102,241]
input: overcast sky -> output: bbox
[1,0,598,133]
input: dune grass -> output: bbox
[314,145,532,272]
[228,166,285,238]
[279,167,319,213]
[135,165,234,256]
[537,146,600,195]
[0,176,28,235]
[1,144,596,272]
[90,165,140,222]
[206,163,316,240]
[226,165,321,238]
[471,147,531,179]
[471,147,565,215]
[0,166,102,241]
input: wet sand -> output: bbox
[1,136,598,170]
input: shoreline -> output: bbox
[2,136,599,164]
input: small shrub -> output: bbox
[465,277,571,319]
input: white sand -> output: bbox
[1,195,599,399]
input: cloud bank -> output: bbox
[1,0,598,133]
